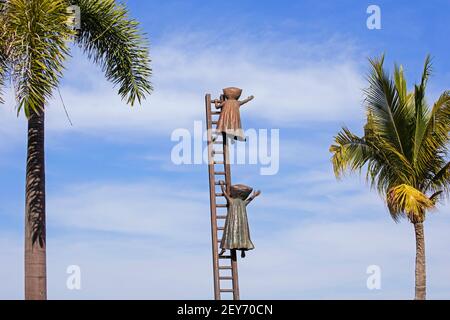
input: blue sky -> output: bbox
[1,0,450,299]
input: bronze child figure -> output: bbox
[214,87,254,142]
[219,181,261,258]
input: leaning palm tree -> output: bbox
[0,0,152,300]
[330,55,450,300]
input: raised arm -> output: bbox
[245,190,261,206]
[239,95,254,106]
[219,181,231,202]
[213,99,225,109]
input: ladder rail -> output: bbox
[205,94,221,300]
[205,93,240,300]
[223,131,240,300]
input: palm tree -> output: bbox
[0,0,152,300]
[330,55,450,300]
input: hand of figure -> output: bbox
[253,190,261,198]
[214,100,222,109]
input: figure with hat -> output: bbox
[218,181,261,258]
[214,87,254,142]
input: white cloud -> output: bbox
[2,31,450,301]
[48,181,210,243]
[1,173,450,299]
[2,214,450,299]
[0,33,365,140]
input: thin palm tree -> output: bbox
[0,0,152,300]
[330,55,450,300]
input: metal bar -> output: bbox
[223,132,240,300]
[206,94,221,300]
[219,266,232,270]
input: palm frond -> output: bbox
[364,110,415,188]
[394,64,414,107]
[330,127,374,178]
[412,56,434,171]
[73,0,152,106]
[387,184,434,223]
[364,56,412,159]
[426,158,450,195]
[5,0,72,116]
[0,5,9,105]
[0,46,6,104]
[417,91,450,188]
[420,55,433,89]
[429,190,443,204]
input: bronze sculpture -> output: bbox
[218,181,261,258]
[214,87,254,141]
[205,88,258,299]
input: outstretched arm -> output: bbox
[239,95,254,106]
[219,181,232,202]
[245,190,261,206]
[213,99,225,109]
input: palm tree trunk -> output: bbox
[414,222,426,300]
[24,111,47,300]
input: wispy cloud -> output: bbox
[1,25,450,301]
[0,33,365,139]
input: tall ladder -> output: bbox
[205,93,240,300]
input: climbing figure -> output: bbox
[218,181,261,258]
[213,87,254,142]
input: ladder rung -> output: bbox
[215,172,226,175]
[212,121,218,125]
[212,111,221,115]
[215,181,227,186]
[215,193,225,197]
[220,276,233,280]
[219,255,232,259]
[213,150,224,155]
[213,141,223,145]
[217,215,227,219]
[217,227,225,231]
[220,289,234,293]
[216,204,227,208]
[214,161,224,165]
[219,266,232,270]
